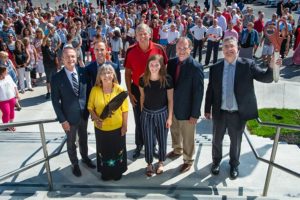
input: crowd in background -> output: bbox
[0,0,298,180]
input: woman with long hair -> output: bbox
[23,37,38,87]
[33,28,45,79]
[69,25,84,67]
[139,54,173,176]
[13,39,32,93]
[88,64,128,181]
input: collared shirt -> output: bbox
[206,25,223,41]
[124,41,168,86]
[217,15,227,32]
[221,59,238,111]
[190,25,207,40]
[64,67,78,89]
[167,30,180,44]
[224,29,239,40]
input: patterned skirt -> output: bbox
[95,127,127,179]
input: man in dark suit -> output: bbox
[167,37,204,173]
[204,36,279,179]
[51,47,95,177]
[85,41,120,96]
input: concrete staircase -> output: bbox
[0,128,299,200]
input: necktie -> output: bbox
[71,72,79,96]
[175,62,182,82]
[226,64,234,110]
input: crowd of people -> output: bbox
[0,0,296,180]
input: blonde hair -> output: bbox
[95,64,118,87]
[0,51,9,61]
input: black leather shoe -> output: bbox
[230,167,239,179]
[72,164,82,177]
[153,147,159,159]
[211,163,220,175]
[133,146,142,159]
[82,159,96,169]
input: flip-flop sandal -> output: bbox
[156,163,164,175]
[146,165,154,177]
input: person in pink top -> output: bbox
[224,21,239,40]
[0,65,20,131]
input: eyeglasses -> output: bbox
[177,47,190,51]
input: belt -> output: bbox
[221,109,238,113]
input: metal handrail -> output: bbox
[0,118,66,191]
[0,118,57,129]
[244,117,300,197]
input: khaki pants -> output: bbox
[170,115,196,164]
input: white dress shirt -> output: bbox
[64,67,78,89]
[190,25,207,40]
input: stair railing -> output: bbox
[0,119,66,191]
[244,118,300,196]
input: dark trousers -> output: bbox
[193,39,204,63]
[131,83,143,147]
[141,107,168,164]
[66,117,89,165]
[212,110,246,167]
[205,40,220,65]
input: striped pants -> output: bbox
[141,107,168,164]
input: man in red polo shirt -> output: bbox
[124,23,168,159]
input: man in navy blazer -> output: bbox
[51,47,95,177]
[167,37,204,173]
[204,36,278,179]
[85,41,120,98]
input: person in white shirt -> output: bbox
[216,11,227,34]
[0,65,19,131]
[166,23,180,59]
[205,19,223,65]
[159,21,169,46]
[190,19,207,63]
[231,9,240,26]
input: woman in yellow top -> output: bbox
[88,64,128,181]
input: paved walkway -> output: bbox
[0,69,299,199]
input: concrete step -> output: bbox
[0,185,280,200]
[1,130,299,199]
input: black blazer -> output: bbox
[205,58,273,121]
[167,56,204,120]
[51,66,88,124]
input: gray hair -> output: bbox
[176,37,193,49]
[223,36,238,45]
[135,23,152,35]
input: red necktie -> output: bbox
[175,62,182,82]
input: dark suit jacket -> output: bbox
[51,66,88,124]
[85,61,120,97]
[167,56,204,120]
[205,57,273,121]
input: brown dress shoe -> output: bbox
[166,151,182,159]
[180,163,192,173]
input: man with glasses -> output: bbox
[166,37,204,173]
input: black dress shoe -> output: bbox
[82,159,96,169]
[230,166,239,179]
[211,163,220,175]
[72,164,82,177]
[133,145,142,159]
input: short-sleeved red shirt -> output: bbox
[124,41,168,86]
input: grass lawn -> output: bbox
[246,108,300,144]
